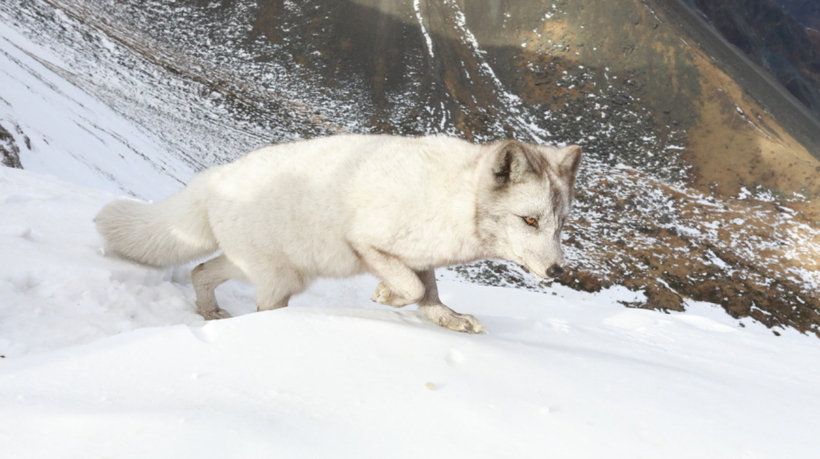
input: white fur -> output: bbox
[95,134,581,333]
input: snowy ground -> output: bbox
[2,166,820,458]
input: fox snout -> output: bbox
[546,264,564,278]
[520,262,565,279]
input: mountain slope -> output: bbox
[0,17,194,199]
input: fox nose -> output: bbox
[546,265,564,278]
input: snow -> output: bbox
[413,0,435,59]
[0,16,194,200]
[2,1,820,456]
[2,166,820,458]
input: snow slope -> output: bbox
[0,17,195,200]
[2,163,820,458]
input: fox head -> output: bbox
[476,140,582,280]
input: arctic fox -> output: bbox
[96,135,581,334]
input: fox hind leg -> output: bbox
[191,254,247,320]
[254,263,306,312]
[256,286,293,312]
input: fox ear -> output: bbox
[492,141,546,187]
[551,145,582,180]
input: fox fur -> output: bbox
[95,134,581,333]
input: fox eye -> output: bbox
[522,216,539,229]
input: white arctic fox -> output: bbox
[96,135,581,333]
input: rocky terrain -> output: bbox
[1,0,819,336]
[775,0,820,30]
[0,124,23,168]
[687,0,820,120]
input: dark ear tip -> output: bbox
[555,145,582,178]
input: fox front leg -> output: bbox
[357,246,425,307]
[416,269,487,335]
[371,282,417,307]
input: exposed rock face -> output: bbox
[774,0,820,30]
[689,0,820,118]
[0,124,22,169]
[2,0,820,335]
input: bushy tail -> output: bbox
[95,180,218,267]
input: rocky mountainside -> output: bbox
[686,0,820,120]
[775,0,820,30]
[1,0,819,336]
[0,124,23,168]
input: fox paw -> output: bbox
[438,312,487,334]
[371,282,415,308]
[200,308,231,320]
[421,304,487,334]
